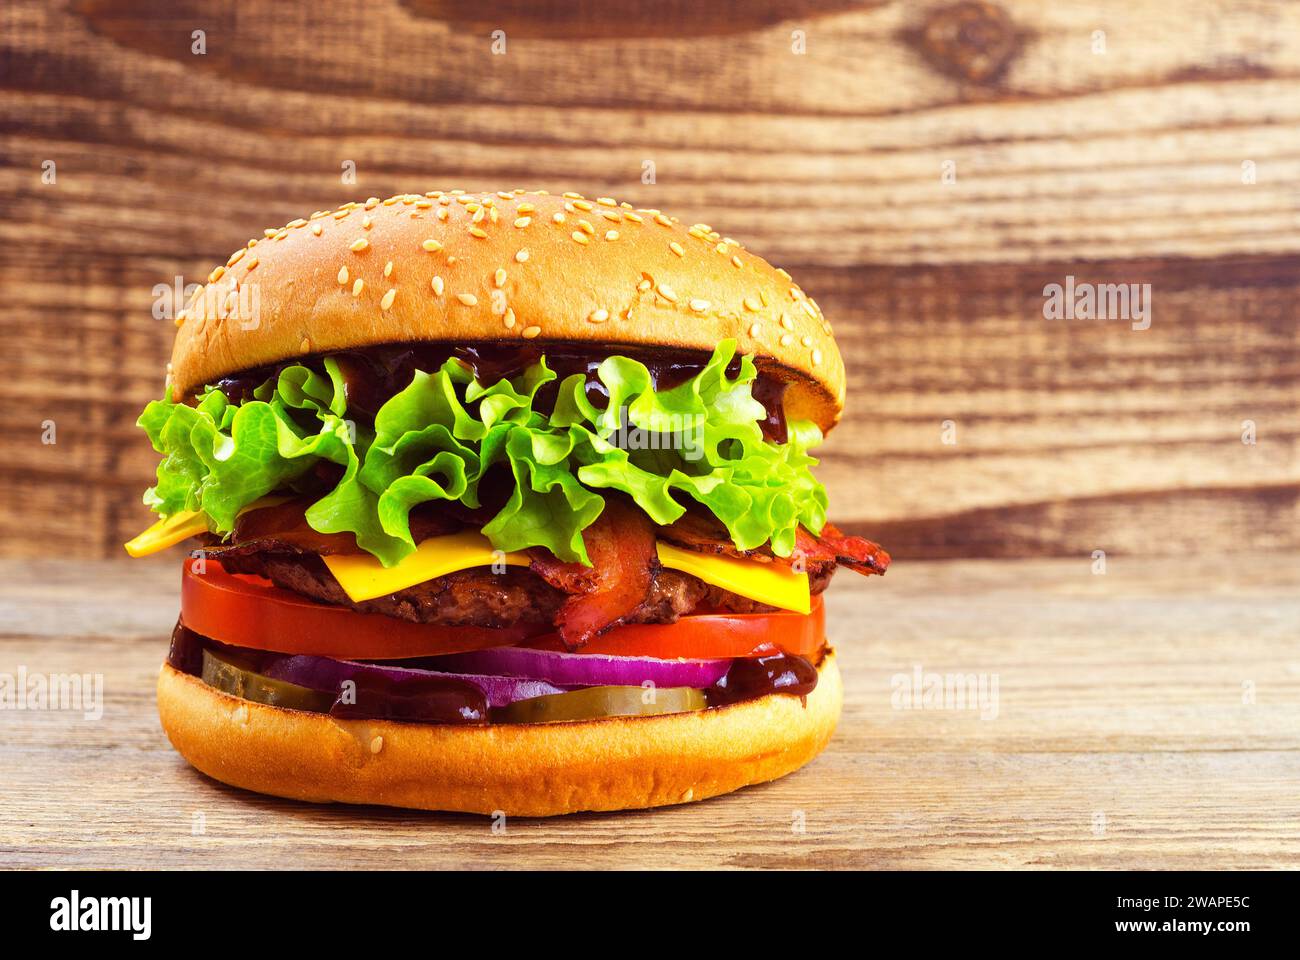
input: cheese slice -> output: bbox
[124,511,210,558]
[123,496,292,558]
[323,531,530,602]
[656,541,810,614]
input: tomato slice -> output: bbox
[523,594,825,659]
[181,558,541,659]
[181,559,825,661]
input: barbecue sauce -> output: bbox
[705,651,819,707]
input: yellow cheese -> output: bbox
[124,511,210,558]
[656,541,810,614]
[323,531,530,603]
[123,496,292,558]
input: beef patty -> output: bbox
[214,549,831,629]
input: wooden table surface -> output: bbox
[3,553,1297,870]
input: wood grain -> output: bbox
[2,554,1297,869]
[1,0,1298,561]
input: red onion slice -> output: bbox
[427,646,732,689]
[261,654,569,709]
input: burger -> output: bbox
[127,188,889,816]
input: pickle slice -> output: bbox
[201,649,334,713]
[498,685,707,724]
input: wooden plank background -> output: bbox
[2,0,1299,560]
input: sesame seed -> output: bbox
[469,226,488,239]
[365,197,380,209]
[494,268,507,287]
[689,299,710,312]
[337,266,349,285]
[657,283,678,302]
[800,300,818,318]
[334,210,351,220]
[811,349,823,366]
[600,210,621,222]
[552,212,566,224]
[578,220,596,235]
[563,192,582,199]
[514,217,531,228]
[589,308,609,323]
[759,290,770,307]
[437,208,449,221]
[624,212,643,224]
[489,207,499,224]
[504,307,516,329]
[517,202,535,214]
[669,241,685,257]
[637,279,652,292]
[380,288,397,311]
[311,223,323,236]
[780,333,793,347]
[471,207,485,223]
[422,239,443,252]
[370,736,383,754]
[654,214,672,226]
[350,238,369,252]
[263,228,276,238]
[352,278,364,296]
[245,256,259,271]
[209,266,225,283]
[572,199,593,211]
[301,338,311,352]
[780,313,794,330]
[384,261,394,277]
[522,325,541,339]
[748,322,762,337]
[800,334,813,347]
[456,293,477,306]
[776,268,792,280]
[605,230,619,241]
[515,249,529,263]
[363,216,373,230]
[731,256,743,269]
[431,276,444,296]
[227,249,244,266]
[571,231,589,245]
[743,297,761,312]
[288,218,307,228]
[597,197,617,207]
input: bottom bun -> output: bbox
[156,652,842,816]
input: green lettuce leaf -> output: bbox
[138,340,829,567]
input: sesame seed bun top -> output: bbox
[170,189,845,432]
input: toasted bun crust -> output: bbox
[170,190,845,431]
[156,653,841,816]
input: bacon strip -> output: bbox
[659,511,890,578]
[528,498,658,649]
[208,498,470,559]
[797,521,890,576]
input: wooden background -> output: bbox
[1,0,1297,561]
